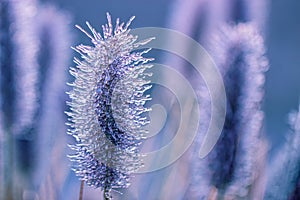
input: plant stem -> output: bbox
[103,187,109,200]
[79,180,84,200]
[208,186,218,200]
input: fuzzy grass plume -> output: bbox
[66,13,153,199]
[187,23,268,199]
[265,104,300,199]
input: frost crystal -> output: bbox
[66,13,153,198]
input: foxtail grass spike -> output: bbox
[265,104,300,199]
[9,0,39,136]
[0,0,39,198]
[33,4,71,192]
[67,13,153,198]
[188,23,268,199]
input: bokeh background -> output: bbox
[41,0,300,152]
[1,0,300,199]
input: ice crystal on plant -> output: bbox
[94,55,151,149]
[66,13,153,198]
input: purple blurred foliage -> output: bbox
[164,0,229,79]
[136,1,231,199]
[0,1,7,197]
[33,4,71,197]
[0,0,39,198]
[220,23,268,199]
[10,0,39,138]
[0,0,71,198]
[229,0,269,32]
[157,0,270,199]
[164,0,268,79]
[186,22,269,200]
[265,105,300,200]
[290,171,300,200]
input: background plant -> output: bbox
[0,0,71,199]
